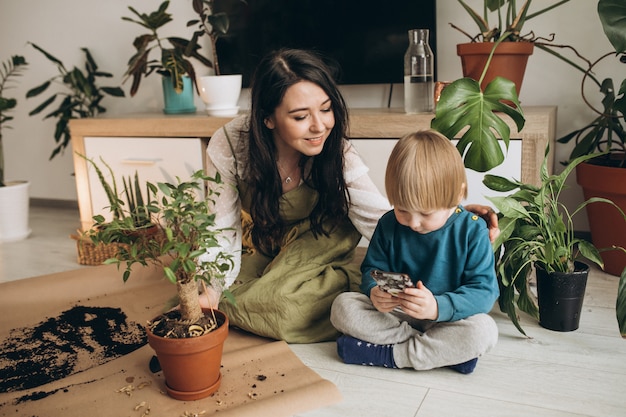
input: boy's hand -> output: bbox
[395,281,438,320]
[370,286,401,313]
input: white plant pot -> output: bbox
[0,181,31,242]
[198,74,243,117]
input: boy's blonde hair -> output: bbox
[385,130,467,211]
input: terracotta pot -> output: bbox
[456,42,534,94]
[536,262,589,332]
[146,309,229,401]
[576,161,626,276]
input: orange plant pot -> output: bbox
[146,309,229,401]
[576,162,626,276]
[457,42,534,95]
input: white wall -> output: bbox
[0,0,619,231]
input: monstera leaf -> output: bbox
[431,76,525,172]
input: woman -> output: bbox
[202,48,498,343]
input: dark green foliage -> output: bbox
[484,147,626,335]
[81,154,155,228]
[26,44,124,160]
[122,0,209,96]
[0,55,28,186]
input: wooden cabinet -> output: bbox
[70,106,556,231]
[82,136,204,225]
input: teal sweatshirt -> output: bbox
[360,206,499,322]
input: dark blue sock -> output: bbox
[336,335,397,368]
[448,358,478,374]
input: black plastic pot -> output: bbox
[536,262,590,332]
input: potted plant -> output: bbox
[551,0,626,277]
[0,55,30,242]
[186,0,245,116]
[484,145,626,335]
[72,155,159,265]
[431,0,580,173]
[122,0,211,114]
[431,33,526,173]
[88,167,234,400]
[451,0,573,94]
[26,43,124,160]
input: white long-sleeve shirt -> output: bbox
[200,116,391,288]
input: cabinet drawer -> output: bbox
[84,136,204,221]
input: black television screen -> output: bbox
[214,0,437,87]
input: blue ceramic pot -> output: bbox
[161,75,196,114]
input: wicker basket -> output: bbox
[71,232,128,266]
[71,225,164,266]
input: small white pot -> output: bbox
[198,74,243,117]
[0,181,31,242]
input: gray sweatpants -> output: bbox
[330,292,499,370]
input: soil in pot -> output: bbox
[146,308,228,401]
[536,262,589,332]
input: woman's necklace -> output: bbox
[277,160,299,184]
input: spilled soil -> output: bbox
[0,305,146,393]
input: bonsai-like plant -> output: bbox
[26,44,124,160]
[483,146,626,335]
[89,169,233,328]
[122,0,212,96]
[0,55,28,187]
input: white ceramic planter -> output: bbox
[198,74,242,117]
[0,181,31,242]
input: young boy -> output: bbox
[330,130,499,374]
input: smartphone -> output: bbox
[370,270,414,295]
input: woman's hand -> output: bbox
[395,281,438,320]
[370,286,401,313]
[199,285,221,309]
[464,204,500,242]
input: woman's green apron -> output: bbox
[218,129,362,343]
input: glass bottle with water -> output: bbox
[404,29,434,113]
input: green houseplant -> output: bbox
[186,0,245,116]
[0,55,28,188]
[122,0,210,114]
[0,55,30,242]
[431,0,576,173]
[186,0,245,77]
[431,33,526,173]
[551,0,626,277]
[26,43,124,160]
[484,146,626,335]
[122,0,211,97]
[72,155,158,265]
[88,168,234,399]
[452,0,572,94]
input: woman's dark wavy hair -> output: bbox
[246,48,350,256]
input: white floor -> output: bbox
[1,205,625,416]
